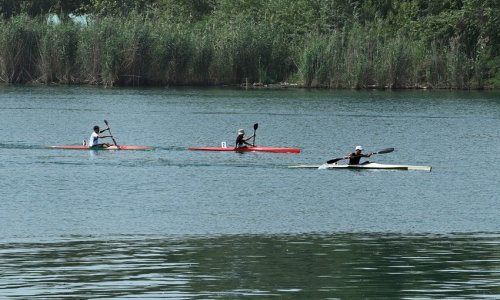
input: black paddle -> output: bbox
[103,120,118,146]
[327,147,394,164]
[252,123,258,146]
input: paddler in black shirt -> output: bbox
[345,146,372,165]
[235,129,254,148]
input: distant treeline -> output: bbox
[0,0,499,88]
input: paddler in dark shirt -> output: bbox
[345,146,372,165]
[235,129,254,148]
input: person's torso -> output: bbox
[89,132,99,147]
[235,135,245,147]
[348,152,362,165]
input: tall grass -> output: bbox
[209,18,293,85]
[39,22,80,84]
[151,26,195,85]
[298,23,484,89]
[78,15,154,86]
[373,34,421,88]
[0,15,41,83]
[0,14,489,88]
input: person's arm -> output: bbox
[347,152,371,158]
[99,127,109,133]
[246,135,256,144]
[243,135,254,142]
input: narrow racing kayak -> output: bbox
[49,145,152,151]
[289,162,431,171]
[188,146,301,153]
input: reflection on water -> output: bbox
[1,87,500,298]
[1,233,499,299]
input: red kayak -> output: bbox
[49,145,152,150]
[188,146,300,153]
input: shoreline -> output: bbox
[0,81,496,91]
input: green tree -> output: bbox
[87,0,156,16]
[0,0,91,19]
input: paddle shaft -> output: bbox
[104,120,118,146]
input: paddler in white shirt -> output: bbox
[89,125,112,148]
[235,129,254,148]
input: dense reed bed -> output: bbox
[0,0,497,89]
[299,25,487,89]
[0,14,295,87]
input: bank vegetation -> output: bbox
[0,0,498,89]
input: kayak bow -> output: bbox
[49,145,152,150]
[289,162,431,171]
[188,146,300,153]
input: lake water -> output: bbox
[1,86,499,298]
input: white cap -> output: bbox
[355,145,363,151]
[238,129,245,135]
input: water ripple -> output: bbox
[0,233,499,299]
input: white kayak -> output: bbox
[289,162,432,172]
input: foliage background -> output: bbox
[0,0,498,88]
